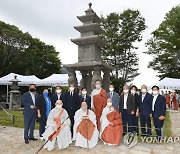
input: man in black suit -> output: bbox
[119,85,135,134]
[79,87,91,109]
[139,85,153,136]
[22,84,38,144]
[151,85,166,139]
[62,84,80,136]
[51,86,63,108]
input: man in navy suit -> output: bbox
[22,84,38,144]
[79,87,91,109]
[51,86,63,108]
[151,85,166,139]
[62,84,80,136]
[107,84,119,110]
[139,85,153,136]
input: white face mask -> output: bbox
[69,87,75,91]
[152,90,159,95]
[141,88,147,93]
[109,88,114,92]
[131,90,136,94]
[107,102,112,107]
[82,106,87,111]
[82,91,87,95]
[96,84,101,89]
[123,89,129,93]
[56,104,62,109]
[56,89,61,94]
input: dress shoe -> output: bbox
[25,139,29,144]
[29,137,38,141]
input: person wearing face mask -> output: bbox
[151,85,166,139]
[107,85,120,110]
[100,98,123,145]
[37,88,53,140]
[42,100,72,151]
[139,85,153,136]
[130,85,140,134]
[52,86,63,108]
[91,80,107,130]
[63,84,80,136]
[79,88,91,109]
[22,84,38,144]
[119,85,135,134]
[73,102,98,148]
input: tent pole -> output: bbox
[6,84,8,104]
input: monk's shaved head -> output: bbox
[95,81,101,85]
[81,101,87,106]
[81,101,87,111]
[107,98,112,102]
[56,100,63,105]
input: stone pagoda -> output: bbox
[64,3,114,94]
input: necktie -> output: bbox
[110,93,113,99]
[32,93,35,105]
[84,95,86,102]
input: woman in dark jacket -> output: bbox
[37,88,53,139]
[130,85,140,134]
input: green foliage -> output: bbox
[101,9,146,82]
[110,75,126,93]
[145,6,180,79]
[0,110,39,129]
[0,21,61,79]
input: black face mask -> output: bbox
[29,88,36,92]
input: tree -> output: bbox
[145,6,180,79]
[0,21,61,78]
[101,9,146,82]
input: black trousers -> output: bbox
[153,116,164,138]
[132,114,139,134]
[69,115,74,137]
[122,109,133,134]
[39,122,46,137]
[140,114,152,136]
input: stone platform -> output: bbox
[0,109,180,154]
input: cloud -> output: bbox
[0,0,179,86]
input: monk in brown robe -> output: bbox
[165,91,171,107]
[172,91,178,110]
[91,81,107,130]
[100,98,123,145]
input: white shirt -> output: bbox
[57,94,61,100]
[30,92,35,105]
[82,95,86,101]
[70,91,74,96]
[124,94,128,109]
[142,93,146,102]
[110,92,114,99]
[152,94,159,111]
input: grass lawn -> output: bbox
[0,110,172,138]
[0,109,39,129]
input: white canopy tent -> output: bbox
[148,77,180,90]
[0,73,41,104]
[0,73,41,86]
[37,73,82,87]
